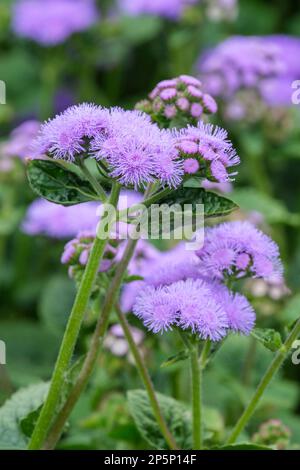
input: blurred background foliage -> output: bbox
[1,0,300,450]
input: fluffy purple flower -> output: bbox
[198,35,300,108]
[12,0,98,46]
[196,221,283,281]
[2,120,40,160]
[175,121,239,182]
[33,103,109,161]
[92,109,183,189]
[120,0,197,20]
[136,75,217,126]
[214,286,255,334]
[133,277,254,340]
[22,199,99,238]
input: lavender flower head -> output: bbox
[22,199,99,238]
[136,75,217,127]
[174,121,239,182]
[33,103,109,161]
[133,278,255,340]
[92,108,183,189]
[34,104,183,189]
[12,0,98,46]
[120,0,197,20]
[198,35,300,110]
[2,120,40,160]
[196,221,283,281]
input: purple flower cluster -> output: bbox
[196,221,283,281]
[174,121,239,181]
[133,278,255,340]
[34,104,183,189]
[61,230,119,278]
[2,120,40,160]
[22,199,99,239]
[12,0,98,46]
[136,75,217,125]
[33,104,109,161]
[120,0,197,20]
[198,35,300,108]
[92,108,183,189]
[124,221,284,340]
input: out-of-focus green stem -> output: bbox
[227,317,300,444]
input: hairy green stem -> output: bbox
[28,183,121,450]
[42,184,160,449]
[78,160,107,202]
[190,345,202,450]
[227,317,300,444]
[115,304,179,450]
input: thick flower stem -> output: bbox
[190,345,202,450]
[42,184,165,449]
[28,183,121,450]
[115,304,179,450]
[227,317,300,444]
[78,159,107,203]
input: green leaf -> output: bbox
[127,390,224,449]
[0,382,49,449]
[159,187,238,218]
[127,389,192,449]
[26,159,98,206]
[251,328,283,352]
[231,188,300,226]
[160,350,190,368]
[212,443,272,450]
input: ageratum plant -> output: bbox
[20,75,300,451]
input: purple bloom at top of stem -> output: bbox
[33,103,109,161]
[119,0,197,20]
[196,221,283,281]
[22,198,99,239]
[92,108,183,189]
[174,121,239,182]
[133,277,255,340]
[12,0,98,46]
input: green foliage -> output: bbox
[26,159,98,205]
[0,382,49,449]
[251,328,283,352]
[159,187,238,218]
[212,443,272,450]
[127,390,224,449]
[232,188,300,226]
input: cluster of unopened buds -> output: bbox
[136,75,217,126]
[61,231,119,280]
[252,419,291,450]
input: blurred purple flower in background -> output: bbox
[12,0,98,46]
[22,199,99,239]
[197,35,300,109]
[120,0,197,20]
[2,120,40,160]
